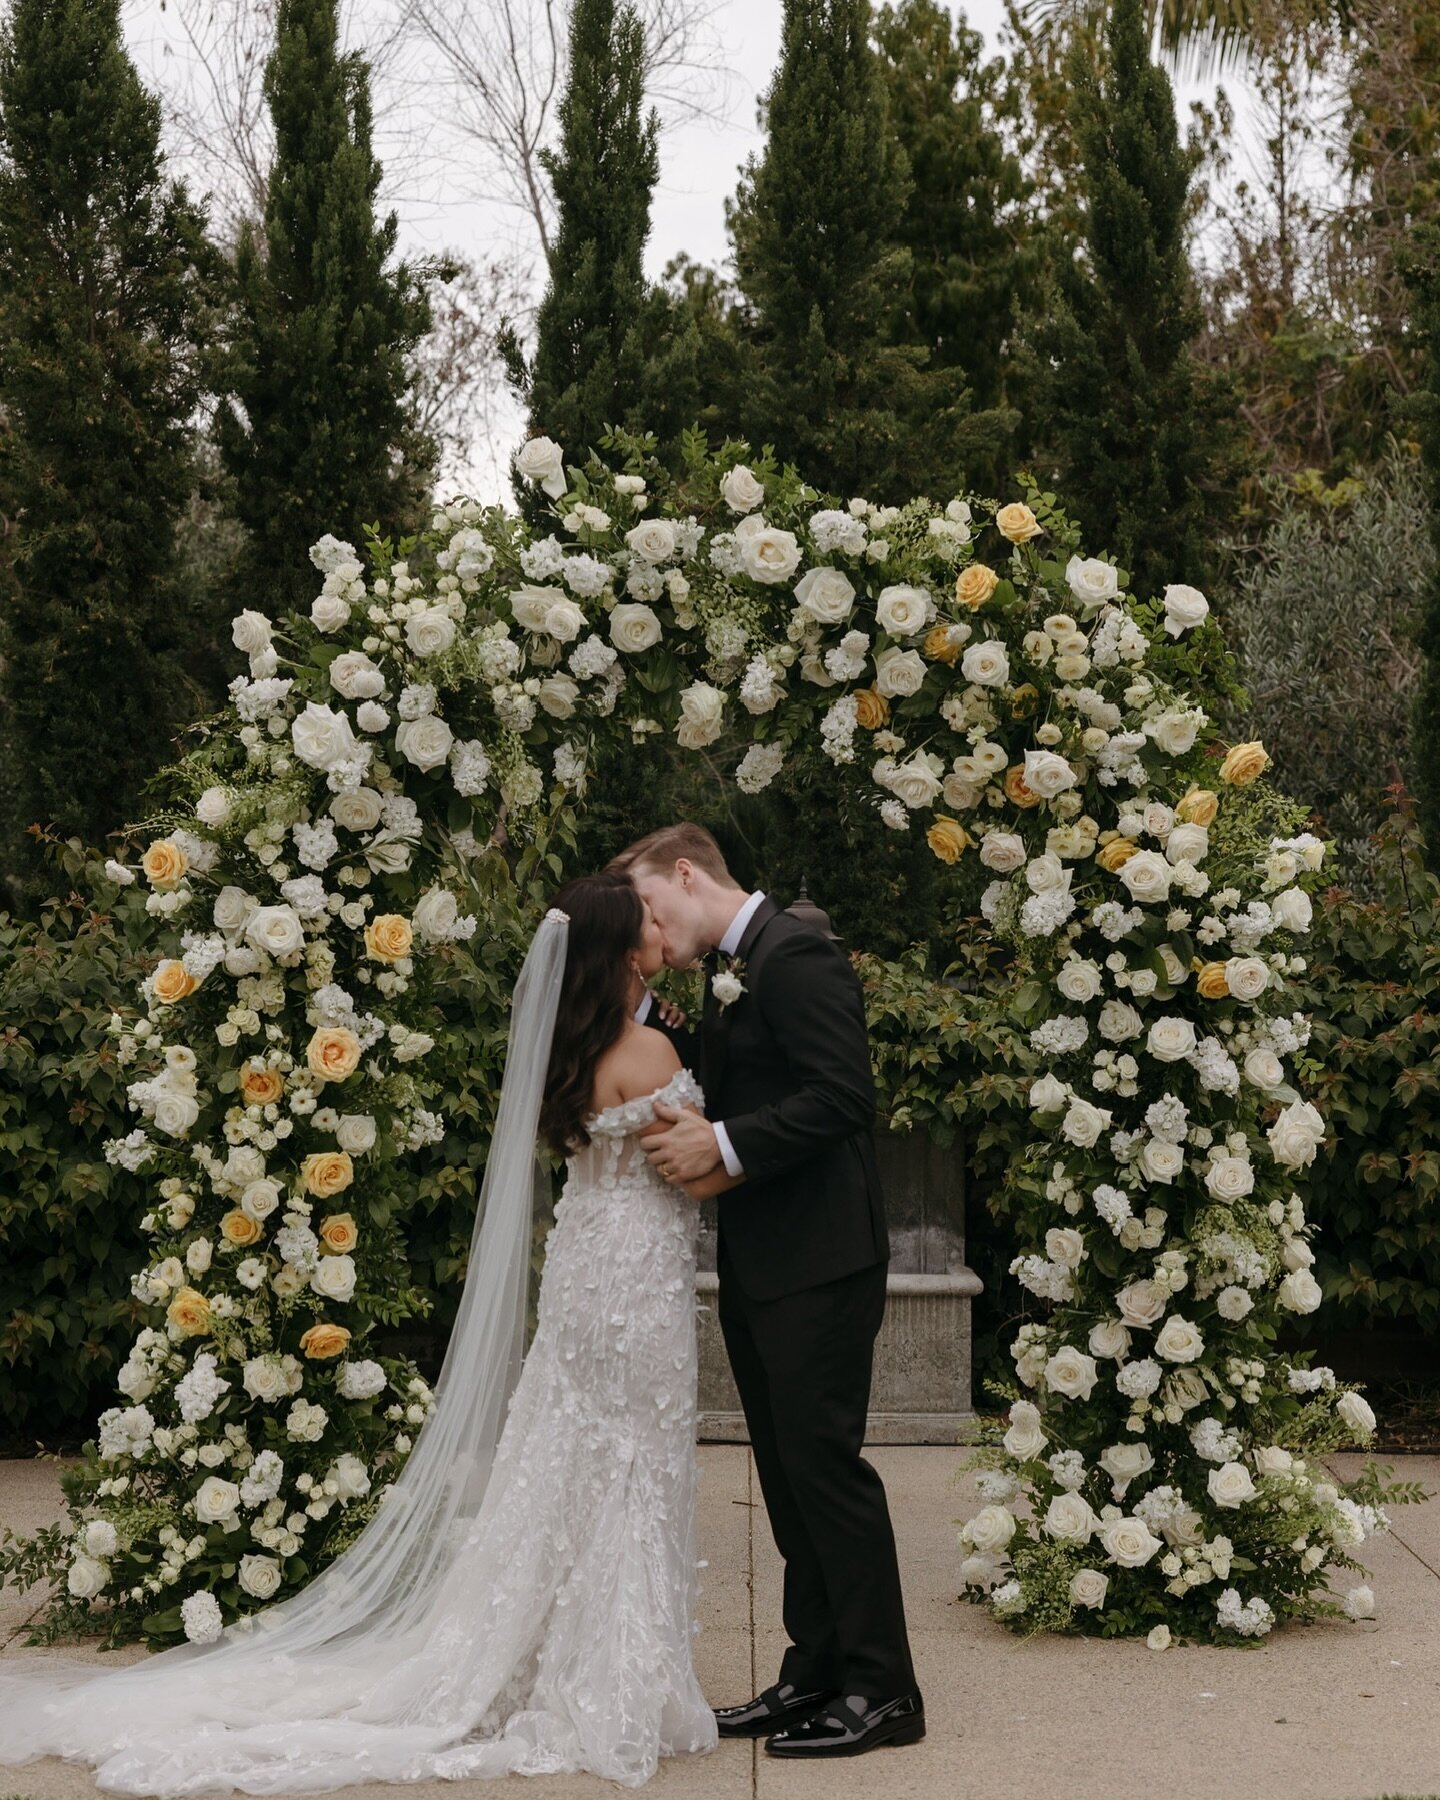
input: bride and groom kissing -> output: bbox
[0,823,923,1794]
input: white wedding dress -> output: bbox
[0,1065,717,1794]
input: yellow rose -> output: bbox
[1219,741,1270,786]
[299,1322,351,1360]
[319,1212,359,1254]
[306,1026,361,1083]
[220,1209,264,1247]
[1196,961,1231,1000]
[955,563,1000,610]
[853,688,890,730]
[1009,683,1039,718]
[240,1064,285,1107]
[1003,765,1043,810]
[924,624,964,664]
[301,1151,354,1198]
[363,913,414,963]
[166,1286,212,1336]
[926,817,971,864]
[153,959,199,1004]
[141,838,189,889]
[1097,838,1140,873]
[1177,787,1219,826]
[995,502,1042,543]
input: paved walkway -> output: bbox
[2,1449,1439,1800]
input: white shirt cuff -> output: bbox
[713,1122,744,1179]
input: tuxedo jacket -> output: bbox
[693,895,890,1301]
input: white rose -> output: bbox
[537,674,579,719]
[1205,1154,1255,1201]
[1157,944,1188,986]
[720,464,765,513]
[240,1179,282,1221]
[544,598,586,642]
[1117,1280,1167,1330]
[609,602,663,653]
[1337,1391,1377,1435]
[1046,1227,1085,1269]
[246,905,306,958]
[153,1091,200,1137]
[875,584,933,636]
[231,610,272,654]
[1045,1345,1099,1400]
[1226,956,1270,1001]
[1271,886,1313,932]
[1278,1268,1323,1313]
[1166,823,1208,865]
[329,788,384,833]
[238,1554,282,1599]
[67,1553,109,1599]
[311,1255,357,1302]
[331,1452,372,1501]
[961,639,1010,687]
[1002,1400,1046,1460]
[1154,1316,1205,1364]
[328,651,386,700]
[874,647,927,698]
[291,702,361,772]
[1147,1016,1197,1063]
[1099,1000,1142,1042]
[1163,1367,1209,1412]
[1029,1073,1069,1113]
[1099,1442,1154,1497]
[511,583,562,632]
[311,593,350,633]
[1023,750,1077,798]
[1088,1318,1132,1361]
[242,1356,288,1402]
[738,525,801,583]
[980,832,1027,873]
[1061,1099,1112,1149]
[884,756,944,809]
[964,1504,1017,1554]
[1100,1516,1162,1568]
[1268,1099,1326,1168]
[1057,959,1104,1003]
[1253,1445,1293,1476]
[1243,1047,1285,1091]
[516,434,567,498]
[1282,1238,1315,1271]
[1025,852,1069,894]
[1044,1492,1098,1542]
[404,892,457,950]
[395,715,454,772]
[1139,1139,1185,1184]
[793,565,857,625]
[1149,709,1204,755]
[195,786,230,827]
[405,607,457,657]
[676,682,726,749]
[194,1475,241,1524]
[1069,1568,1108,1609]
[335,1114,377,1155]
[1119,850,1172,904]
[213,885,255,934]
[1207,1462,1257,1508]
[1065,555,1118,606]
[625,519,675,563]
[1163,583,1210,636]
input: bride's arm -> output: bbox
[681,1165,744,1201]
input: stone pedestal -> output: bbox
[695,1129,982,1444]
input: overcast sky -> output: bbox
[121,0,1268,501]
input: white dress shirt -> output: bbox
[710,890,766,1178]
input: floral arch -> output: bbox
[56,424,1393,1650]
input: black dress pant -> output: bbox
[716,1239,916,1697]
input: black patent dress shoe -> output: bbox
[714,1681,840,1739]
[764,1690,926,1757]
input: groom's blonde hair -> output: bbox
[609,823,739,886]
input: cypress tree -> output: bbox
[0,0,214,884]
[1397,217,1440,861]
[502,0,662,502]
[728,0,1008,504]
[217,0,433,610]
[1016,0,1238,597]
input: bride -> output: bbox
[0,871,736,1793]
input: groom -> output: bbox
[612,824,924,1758]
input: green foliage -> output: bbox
[727,0,1013,501]
[1396,216,1440,868]
[215,0,435,613]
[0,0,217,891]
[1015,0,1241,595]
[1225,443,1431,883]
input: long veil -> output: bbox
[0,906,571,1776]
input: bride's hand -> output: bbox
[680,1168,744,1202]
[655,996,688,1029]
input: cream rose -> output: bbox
[1117,1280,1167,1330]
[1089,1318,1132,1361]
[194,1475,241,1524]
[1226,956,1270,1001]
[793,565,856,624]
[395,715,454,771]
[311,1254,357,1302]
[516,434,566,497]
[1044,1492,1098,1542]
[543,597,586,642]
[1029,1073,1069,1112]
[1064,554,1118,606]
[1337,1391,1377,1435]
[1205,1154,1255,1201]
[1207,1462,1257,1508]
[738,524,801,583]
[874,647,927,698]
[608,602,663,653]
[1045,1344,1099,1400]
[1057,958,1104,1003]
[1271,886,1313,932]
[1268,1099,1325,1168]
[405,607,457,657]
[245,904,305,959]
[1070,1568,1108,1609]
[961,639,1010,687]
[538,673,579,718]
[1022,749,1077,798]
[1061,1099,1112,1149]
[291,702,361,772]
[875,584,933,636]
[239,1554,282,1599]
[511,583,562,632]
[1154,1315,1205,1363]
[1099,1442,1154,1498]
[625,518,676,563]
[1118,850,1172,904]
[1100,1516,1162,1568]
[231,609,272,654]
[676,682,726,749]
[329,788,384,832]
[979,832,1027,874]
[1139,1139,1185,1184]
[720,463,765,513]
[1278,1268,1323,1313]
[412,888,459,942]
[1002,1400,1046,1460]
[1147,1016,1197,1063]
[329,651,385,699]
[240,1178,282,1222]
[1163,583,1210,636]
[964,1504,1017,1554]
[1165,823,1209,866]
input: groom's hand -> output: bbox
[640,1102,721,1183]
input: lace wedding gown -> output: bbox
[1,1068,717,1794]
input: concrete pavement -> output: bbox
[3,1448,1439,1800]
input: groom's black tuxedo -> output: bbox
[691,894,916,1701]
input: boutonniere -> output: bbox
[711,955,747,1009]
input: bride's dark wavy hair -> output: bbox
[539,871,646,1155]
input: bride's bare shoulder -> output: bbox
[590,1023,682,1116]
